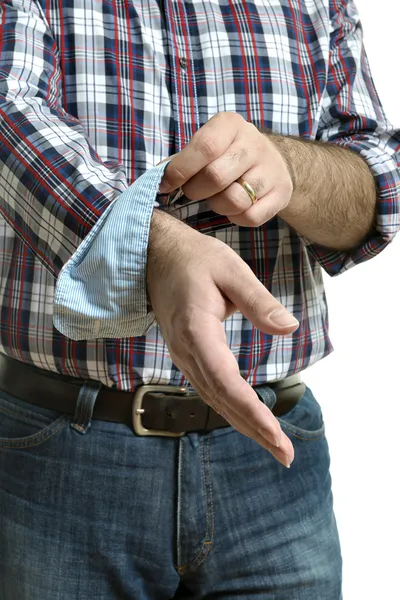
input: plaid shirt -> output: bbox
[0,0,399,391]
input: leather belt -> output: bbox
[0,353,305,437]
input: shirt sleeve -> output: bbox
[0,0,154,337]
[307,0,400,277]
[53,163,169,340]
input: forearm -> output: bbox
[272,134,377,250]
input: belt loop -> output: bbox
[254,384,277,412]
[70,380,102,435]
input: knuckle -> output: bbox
[195,133,220,161]
[204,164,226,188]
[229,146,249,163]
[230,111,246,124]
[215,111,243,123]
[244,116,256,127]
[166,164,190,187]
[244,212,264,227]
[251,176,266,195]
[218,262,242,293]
[245,287,265,314]
[174,165,191,183]
[226,188,248,212]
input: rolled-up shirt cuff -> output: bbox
[53,162,169,340]
[304,139,400,277]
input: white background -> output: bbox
[303,1,400,598]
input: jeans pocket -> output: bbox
[0,390,69,449]
[278,386,325,441]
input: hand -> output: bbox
[158,112,293,227]
[147,210,299,467]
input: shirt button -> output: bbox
[179,57,188,70]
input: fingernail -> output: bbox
[275,434,281,448]
[269,308,299,328]
[286,456,292,468]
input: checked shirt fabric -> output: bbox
[0,0,399,391]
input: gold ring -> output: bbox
[236,177,258,205]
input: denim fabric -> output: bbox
[0,382,342,599]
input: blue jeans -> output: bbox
[0,381,342,599]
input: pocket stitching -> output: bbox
[0,415,69,449]
[278,419,325,441]
[0,403,51,428]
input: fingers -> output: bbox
[160,148,292,228]
[229,182,292,227]
[157,113,293,230]
[181,143,255,201]
[217,263,299,334]
[206,168,271,216]
[196,377,293,468]
[158,113,243,193]
[182,345,294,468]
[156,153,179,166]
[167,309,295,465]
[190,319,293,450]
[227,187,291,227]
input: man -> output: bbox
[0,0,398,597]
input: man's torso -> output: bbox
[0,0,334,389]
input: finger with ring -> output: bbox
[236,176,258,205]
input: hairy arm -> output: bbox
[277,0,400,271]
[274,134,377,251]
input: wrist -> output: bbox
[147,209,200,279]
[265,132,314,219]
[148,209,183,255]
[265,132,299,192]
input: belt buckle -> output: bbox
[132,384,190,437]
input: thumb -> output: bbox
[219,262,299,335]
